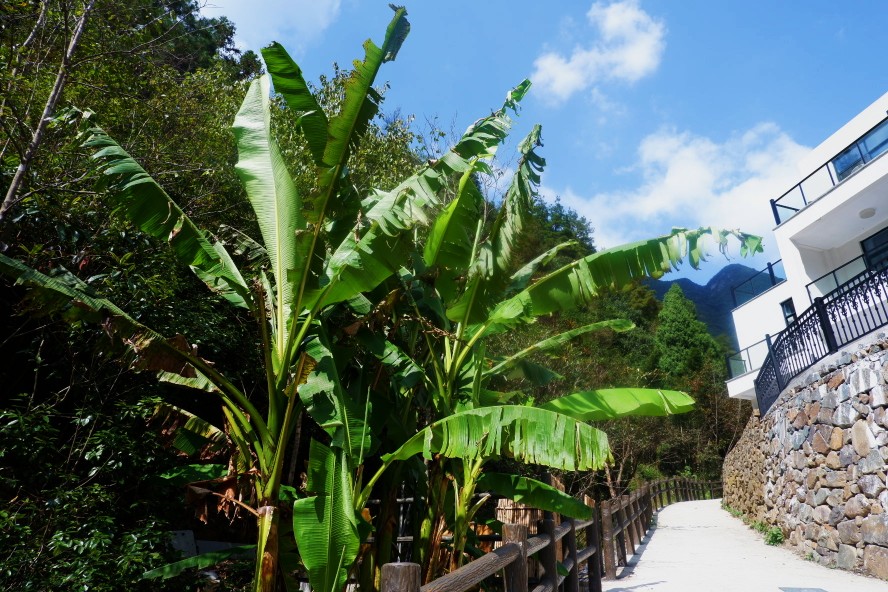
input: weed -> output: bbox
[765,526,785,546]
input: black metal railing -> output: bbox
[770,116,888,226]
[755,265,888,412]
[731,259,786,307]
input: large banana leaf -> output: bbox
[446,123,544,324]
[313,6,409,225]
[539,388,695,421]
[310,81,531,310]
[381,405,610,472]
[477,472,592,520]
[232,74,308,351]
[486,227,764,327]
[262,42,328,165]
[81,128,250,309]
[292,441,360,592]
[298,331,375,464]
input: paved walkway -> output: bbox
[601,499,888,592]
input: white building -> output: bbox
[726,92,888,413]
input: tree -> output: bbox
[655,284,720,377]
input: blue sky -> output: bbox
[202,0,888,283]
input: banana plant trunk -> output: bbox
[255,505,280,592]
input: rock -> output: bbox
[837,383,853,402]
[833,403,860,427]
[823,470,847,488]
[860,450,884,475]
[806,401,822,420]
[838,519,862,545]
[813,488,830,506]
[860,474,887,497]
[793,409,810,429]
[829,505,845,525]
[829,427,844,450]
[862,514,888,545]
[864,545,888,579]
[837,351,852,366]
[839,445,856,467]
[828,373,846,389]
[852,366,881,394]
[826,494,841,508]
[837,544,857,569]
[822,392,838,409]
[792,427,809,450]
[845,495,871,518]
[813,505,831,524]
[812,430,830,455]
[852,419,878,457]
[818,526,840,550]
[798,503,814,522]
[872,385,888,408]
[825,451,842,469]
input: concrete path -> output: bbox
[601,499,888,592]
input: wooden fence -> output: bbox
[379,477,721,592]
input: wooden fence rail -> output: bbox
[380,477,721,592]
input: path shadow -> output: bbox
[611,518,657,580]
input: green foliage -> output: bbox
[0,395,188,591]
[655,284,721,377]
[765,526,785,546]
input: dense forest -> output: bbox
[0,2,751,590]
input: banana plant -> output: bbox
[345,99,764,577]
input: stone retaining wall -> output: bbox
[723,336,888,579]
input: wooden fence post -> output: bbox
[600,500,616,580]
[618,495,634,556]
[381,563,421,592]
[586,498,603,592]
[564,520,580,592]
[502,524,528,592]
[630,492,643,544]
[540,517,559,592]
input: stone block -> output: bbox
[839,445,856,467]
[825,451,842,469]
[793,409,810,429]
[853,420,877,457]
[813,505,831,524]
[862,514,888,545]
[837,544,858,569]
[872,385,888,408]
[792,427,809,450]
[829,427,844,451]
[822,392,838,410]
[837,519,862,545]
[837,382,853,402]
[813,488,830,506]
[833,403,860,427]
[829,505,846,525]
[864,545,888,580]
[828,373,846,389]
[823,470,847,488]
[861,450,884,475]
[859,474,887,497]
[846,494,871,519]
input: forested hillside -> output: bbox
[0,3,753,590]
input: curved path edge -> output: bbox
[601,499,888,592]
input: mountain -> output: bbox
[643,263,760,348]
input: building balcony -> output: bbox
[770,116,888,226]
[730,259,786,308]
[752,263,888,413]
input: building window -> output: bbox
[832,119,888,182]
[862,226,888,271]
[780,298,797,326]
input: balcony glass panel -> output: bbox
[833,144,865,182]
[797,165,833,206]
[862,119,888,162]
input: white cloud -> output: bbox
[542,124,811,259]
[199,0,342,55]
[532,0,665,105]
